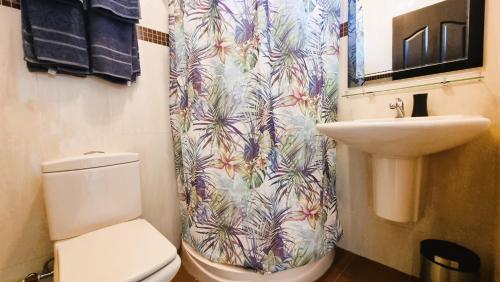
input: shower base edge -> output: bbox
[181,239,335,282]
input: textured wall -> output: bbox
[0,1,181,281]
[337,0,500,280]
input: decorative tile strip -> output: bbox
[340,22,348,38]
[136,25,168,46]
[364,72,393,81]
[0,2,169,46]
[1,0,20,9]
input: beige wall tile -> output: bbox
[0,4,178,282]
[139,0,169,33]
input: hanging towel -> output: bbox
[88,9,140,83]
[21,0,89,72]
[131,30,141,81]
[89,0,141,22]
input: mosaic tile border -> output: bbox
[340,22,348,38]
[1,0,20,9]
[364,72,393,81]
[137,25,168,46]
[0,1,169,47]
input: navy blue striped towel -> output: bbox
[90,0,140,22]
[88,9,140,83]
[21,0,89,73]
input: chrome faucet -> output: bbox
[389,98,405,118]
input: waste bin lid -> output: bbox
[420,239,480,272]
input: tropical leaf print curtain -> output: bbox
[168,0,342,273]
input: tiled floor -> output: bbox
[172,248,416,282]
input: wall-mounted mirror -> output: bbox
[348,0,485,87]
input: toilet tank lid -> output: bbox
[42,152,139,173]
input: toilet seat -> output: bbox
[54,219,179,282]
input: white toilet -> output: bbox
[41,152,181,282]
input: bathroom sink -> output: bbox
[317,115,490,223]
[317,115,491,157]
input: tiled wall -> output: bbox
[0,1,169,46]
[337,0,500,280]
[1,0,19,9]
[0,2,180,281]
[3,0,498,281]
[137,25,168,46]
[363,72,393,81]
[340,22,348,38]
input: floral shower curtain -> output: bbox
[168,0,342,273]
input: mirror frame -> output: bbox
[348,0,485,86]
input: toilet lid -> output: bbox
[55,219,177,282]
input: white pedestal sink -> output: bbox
[317,115,490,223]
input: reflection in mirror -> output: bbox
[347,0,365,86]
[348,0,485,88]
[392,0,468,71]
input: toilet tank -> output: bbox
[42,152,142,241]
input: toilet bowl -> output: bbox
[41,152,180,282]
